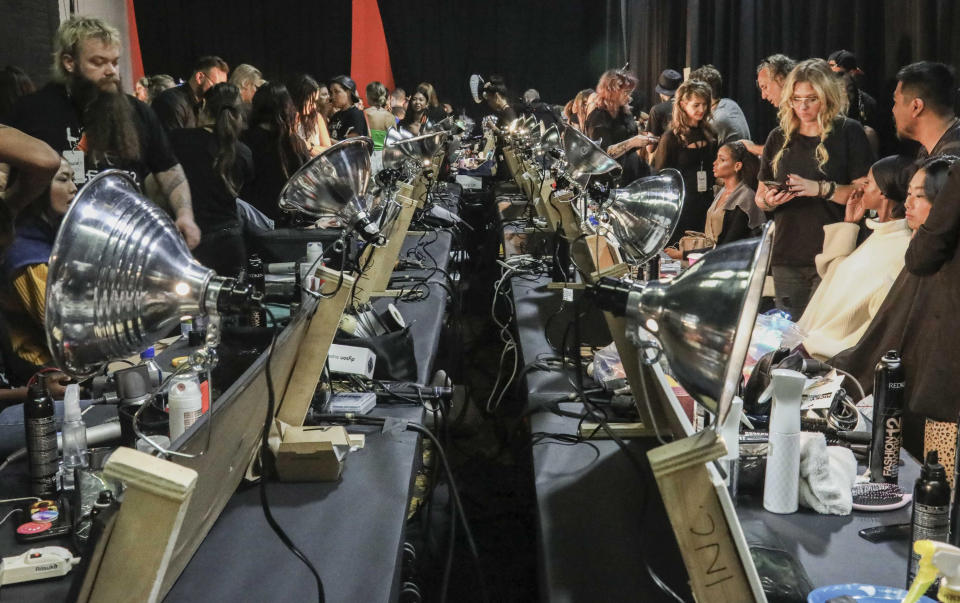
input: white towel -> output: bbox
[797,432,858,515]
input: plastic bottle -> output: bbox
[24,380,58,498]
[909,451,952,592]
[60,383,88,490]
[869,350,905,483]
[762,369,806,514]
[167,371,203,441]
[300,242,324,305]
[139,347,162,389]
[904,540,960,603]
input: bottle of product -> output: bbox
[869,350,905,483]
[60,383,88,491]
[300,242,324,305]
[247,255,266,327]
[24,380,58,498]
[909,451,952,592]
[167,371,203,441]
[951,414,960,547]
[763,369,806,514]
[139,346,162,389]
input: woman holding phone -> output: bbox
[756,58,874,319]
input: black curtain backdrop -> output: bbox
[377,0,608,118]
[134,0,612,120]
[133,0,352,87]
[627,0,960,147]
[133,0,960,144]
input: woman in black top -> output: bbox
[327,75,369,140]
[400,89,428,134]
[240,82,308,223]
[169,84,254,276]
[653,79,718,244]
[757,58,873,319]
[481,75,518,129]
[584,69,650,186]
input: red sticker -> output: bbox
[17,521,52,535]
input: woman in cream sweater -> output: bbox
[798,155,916,359]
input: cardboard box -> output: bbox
[274,423,359,482]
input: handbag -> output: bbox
[677,230,715,255]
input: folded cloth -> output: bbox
[798,431,858,515]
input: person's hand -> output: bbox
[763,185,797,210]
[664,247,682,260]
[786,174,821,197]
[176,215,202,249]
[845,188,866,223]
[44,371,71,400]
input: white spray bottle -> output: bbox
[763,368,806,514]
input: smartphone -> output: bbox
[14,498,72,543]
[763,180,787,193]
[857,523,911,543]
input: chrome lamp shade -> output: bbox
[384,128,448,168]
[278,137,382,243]
[601,169,685,264]
[561,125,621,187]
[593,222,775,425]
[46,170,253,378]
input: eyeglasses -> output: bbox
[790,96,820,107]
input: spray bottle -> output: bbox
[904,540,960,603]
[24,379,58,498]
[60,384,88,490]
[763,369,806,514]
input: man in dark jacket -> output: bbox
[152,56,228,131]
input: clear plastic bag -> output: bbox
[592,342,626,385]
[743,311,806,381]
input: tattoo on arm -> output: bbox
[155,164,193,217]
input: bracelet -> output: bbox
[817,180,826,197]
[826,181,837,200]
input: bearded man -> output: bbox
[7,16,200,248]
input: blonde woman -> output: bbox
[756,58,874,319]
[653,79,717,243]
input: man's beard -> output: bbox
[69,72,140,163]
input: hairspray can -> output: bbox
[869,350,905,483]
[908,450,951,592]
[24,380,58,498]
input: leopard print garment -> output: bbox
[924,418,958,489]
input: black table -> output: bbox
[515,274,923,600]
[166,404,425,603]
[0,278,452,602]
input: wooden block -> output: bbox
[578,421,655,439]
[648,431,759,602]
[352,194,418,304]
[584,234,623,272]
[86,447,198,603]
[276,266,354,427]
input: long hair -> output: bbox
[250,82,308,178]
[572,88,594,126]
[772,58,848,174]
[594,69,637,116]
[417,82,440,107]
[670,79,715,142]
[288,74,321,141]
[722,141,759,190]
[203,83,244,197]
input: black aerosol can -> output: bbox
[908,450,951,592]
[247,255,266,327]
[24,380,58,498]
[869,350,905,483]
